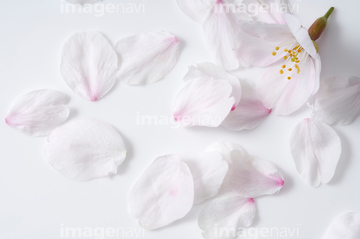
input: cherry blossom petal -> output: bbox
[44,119,127,182]
[173,78,235,127]
[203,1,241,70]
[206,141,284,197]
[241,0,289,24]
[199,192,256,239]
[222,80,271,131]
[185,152,229,204]
[5,90,70,137]
[184,62,241,107]
[176,0,215,23]
[116,31,180,85]
[66,0,100,4]
[129,154,194,230]
[259,53,317,115]
[290,118,342,187]
[322,212,360,239]
[235,21,292,67]
[312,76,360,125]
[60,31,118,101]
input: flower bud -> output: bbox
[308,7,334,41]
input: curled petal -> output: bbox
[312,76,360,125]
[322,212,360,239]
[44,119,127,181]
[176,0,215,23]
[203,1,241,70]
[185,152,229,204]
[60,31,118,101]
[184,62,241,107]
[173,78,235,127]
[129,154,194,230]
[199,192,256,239]
[5,90,70,137]
[116,31,180,85]
[290,118,342,187]
[66,0,100,4]
[222,80,271,131]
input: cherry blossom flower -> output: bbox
[236,8,335,115]
[290,118,341,187]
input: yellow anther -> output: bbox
[280,70,284,74]
[282,65,286,69]
[288,50,291,53]
[296,60,300,63]
[295,64,299,69]
[287,77,291,80]
[275,47,280,50]
[284,48,288,52]
[288,68,292,71]
[272,52,277,56]
[297,69,300,74]
[283,56,288,60]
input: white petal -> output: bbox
[66,0,100,4]
[290,118,342,187]
[203,1,240,70]
[184,62,241,107]
[185,152,229,204]
[241,0,288,24]
[206,141,247,164]
[173,78,235,127]
[312,76,360,125]
[60,31,118,101]
[5,90,70,137]
[259,53,318,115]
[206,141,284,197]
[116,31,180,85]
[44,119,127,181]
[199,192,256,239]
[129,154,194,230]
[322,212,360,239]
[222,80,271,131]
[176,0,215,23]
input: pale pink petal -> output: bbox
[206,141,284,197]
[259,53,317,115]
[173,78,235,127]
[203,1,241,70]
[322,212,360,239]
[312,76,360,125]
[60,31,118,101]
[66,0,100,4]
[5,90,70,137]
[235,20,292,67]
[128,154,194,230]
[290,118,342,187]
[222,80,271,131]
[185,152,229,204]
[116,31,180,85]
[241,0,289,24]
[199,192,256,239]
[176,0,215,23]
[184,62,241,107]
[44,119,127,181]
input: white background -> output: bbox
[1,0,360,238]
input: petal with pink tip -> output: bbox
[198,192,256,239]
[185,152,229,204]
[312,76,360,125]
[129,154,194,230]
[5,90,70,137]
[44,119,127,181]
[173,78,235,127]
[203,1,241,70]
[176,0,215,23]
[322,212,360,239]
[290,118,341,187]
[116,31,180,85]
[184,62,241,107]
[222,80,271,131]
[60,31,118,101]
